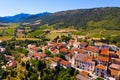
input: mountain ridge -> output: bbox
[0,12,50,23]
[0,7,120,30]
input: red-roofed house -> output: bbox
[65,50,74,63]
[84,46,99,58]
[60,60,71,68]
[111,58,120,65]
[79,42,88,49]
[109,63,120,80]
[51,49,59,55]
[74,48,88,54]
[109,68,120,80]
[33,52,47,60]
[6,60,17,68]
[76,71,92,80]
[117,51,120,58]
[95,64,107,78]
[50,57,61,68]
[98,56,109,66]
[82,56,95,72]
[59,48,68,55]
[100,48,109,56]
[74,53,95,72]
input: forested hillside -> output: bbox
[24,7,120,30]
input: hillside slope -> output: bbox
[24,7,120,30]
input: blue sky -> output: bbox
[0,0,120,17]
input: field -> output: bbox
[0,23,120,41]
[16,38,40,41]
[0,36,13,41]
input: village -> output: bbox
[0,35,120,80]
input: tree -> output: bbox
[45,49,53,57]
[30,73,38,80]
[26,61,30,71]
[38,60,46,71]
[21,61,25,67]
[96,77,104,80]
[56,53,66,60]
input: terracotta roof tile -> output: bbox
[74,53,88,61]
[96,64,107,70]
[117,51,120,58]
[39,53,47,57]
[98,56,109,62]
[84,46,99,52]
[82,56,94,64]
[60,60,71,66]
[33,53,47,57]
[74,48,88,54]
[110,64,120,70]
[52,57,61,62]
[67,50,74,56]
[60,48,68,53]
[100,48,109,56]
[110,69,120,76]
[80,71,89,76]
[52,49,59,54]
[115,58,120,62]
[33,53,39,57]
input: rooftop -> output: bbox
[98,56,109,62]
[100,48,109,56]
[110,69,120,77]
[96,64,107,70]
[80,71,89,76]
[84,45,99,52]
[110,64,120,70]
[52,57,61,62]
[60,60,71,66]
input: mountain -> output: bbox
[23,7,120,30]
[0,12,50,23]
[0,7,120,30]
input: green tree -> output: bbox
[96,77,104,80]
[30,73,38,80]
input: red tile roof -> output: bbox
[110,69,120,77]
[60,48,68,53]
[110,64,120,70]
[74,53,88,61]
[12,60,17,67]
[39,53,47,57]
[82,56,94,64]
[56,43,65,49]
[109,51,115,55]
[117,51,120,58]
[98,56,109,62]
[80,71,89,76]
[60,60,71,66]
[96,64,107,70]
[52,57,61,62]
[52,49,59,54]
[74,48,87,54]
[33,53,47,58]
[100,48,109,56]
[84,46,99,52]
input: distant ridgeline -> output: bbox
[0,7,120,30]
